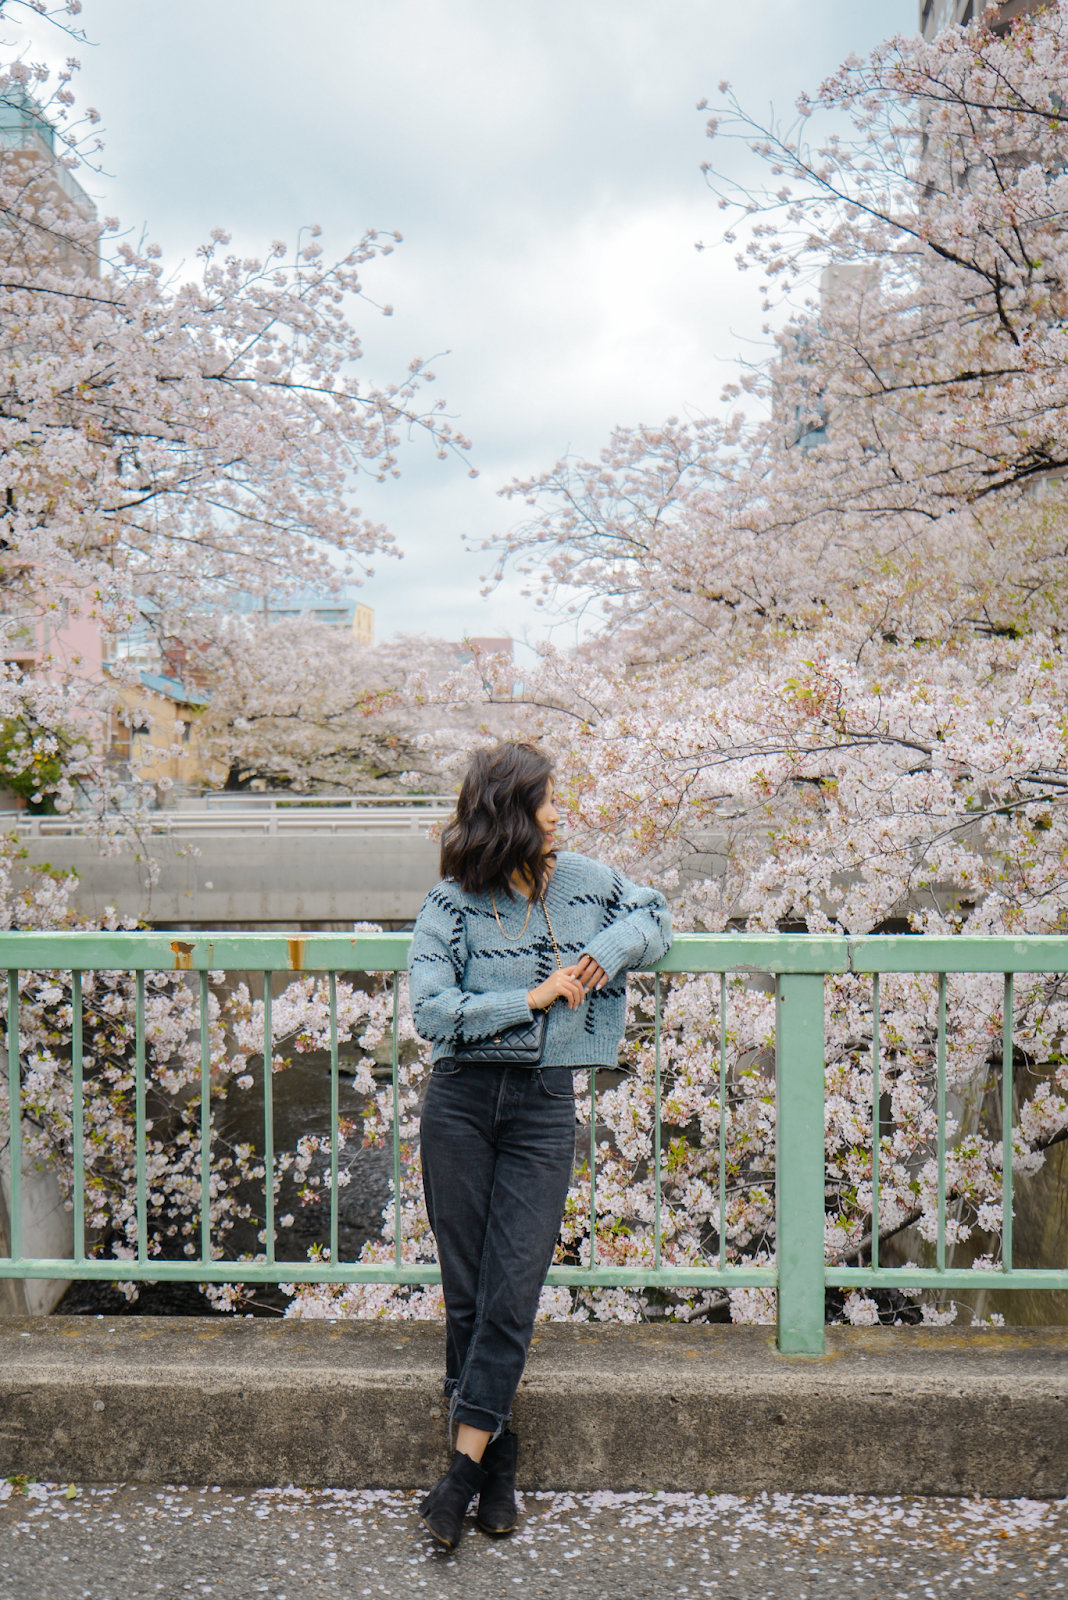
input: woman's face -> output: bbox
[535,779,559,857]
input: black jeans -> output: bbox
[420,1061,577,1436]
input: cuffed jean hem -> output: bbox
[448,1388,509,1440]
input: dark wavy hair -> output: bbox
[439,741,555,899]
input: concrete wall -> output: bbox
[2,1318,1067,1494]
[0,1121,72,1316]
[16,832,441,927]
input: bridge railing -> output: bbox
[1,931,1065,1354]
[3,797,456,837]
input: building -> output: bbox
[237,590,376,641]
[0,84,97,275]
[230,588,373,637]
[776,263,868,452]
[920,0,1047,36]
[0,85,105,810]
[0,583,104,679]
[452,637,519,697]
[353,602,374,647]
[107,670,210,794]
[0,90,101,671]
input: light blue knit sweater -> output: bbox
[408,851,672,1067]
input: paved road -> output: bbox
[1,1479,1065,1599]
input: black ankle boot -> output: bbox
[419,1451,488,1550]
[476,1430,519,1535]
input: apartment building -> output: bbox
[353,602,375,647]
[230,588,374,642]
[0,84,97,275]
[920,0,1047,37]
[0,86,102,691]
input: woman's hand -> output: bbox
[527,966,588,1012]
[574,955,608,992]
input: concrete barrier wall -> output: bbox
[2,1318,1066,1496]
[16,833,441,927]
[0,1120,72,1316]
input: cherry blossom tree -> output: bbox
[183,618,466,794]
[0,107,469,618]
[702,1,1068,510]
[279,626,1059,1329]
[489,5,1068,664]
[0,34,473,819]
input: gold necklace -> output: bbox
[490,890,563,971]
[490,888,534,941]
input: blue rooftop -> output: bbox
[139,671,209,708]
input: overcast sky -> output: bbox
[26,0,915,659]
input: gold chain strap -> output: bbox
[540,896,563,970]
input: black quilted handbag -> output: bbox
[452,894,562,1066]
[452,1005,549,1066]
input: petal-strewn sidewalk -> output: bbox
[1,1479,1065,1599]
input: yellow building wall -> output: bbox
[110,684,209,791]
[353,603,374,647]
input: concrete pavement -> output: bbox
[1,1478,1065,1599]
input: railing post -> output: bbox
[776,971,826,1355]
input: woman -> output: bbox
[409,740,672,1549]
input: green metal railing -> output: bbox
[1,931,1066,1355]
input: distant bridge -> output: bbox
[9,796,453,928]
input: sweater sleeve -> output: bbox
[408,882,533,1046]
[579,866,673,982]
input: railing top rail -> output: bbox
[0,928,1065,973]
[14,806,454,831]
[194,793,456,809]
[0,796,457,818]
[847,934,1068,973]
